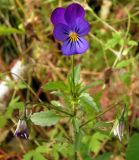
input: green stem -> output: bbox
[24,101,73,117]
[2,71,42,103]
[88,7,118,33]
[24,103,27,119]
[12,72,43,103]
[89,33,118,57]
[80,100,124,128]
[112,46,124,68]
[71,55,75,96]
[71,55,78,160]
[74,130,78,160]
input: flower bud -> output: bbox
[113,105,126,141]
[115,121,124,141]
[113,119,125,141]
[14,119,29,139]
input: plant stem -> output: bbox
[2,71,42,103]
[71,55,75,96]
[24,103,27,119]
[74,128,78,160]
[89,33,118,57]
[112,46,124,68]
[71,55,78,160]
[88,6,118,33]
[80,100,124,128]
[24,101,73,117]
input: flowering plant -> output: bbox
[10,2,131,160]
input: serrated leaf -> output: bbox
[36,145,50,153]
[79,93,99,112]
[23,146,49,160]
[126,133,139,160]
[89,132,109,154]
[23,151,34,160]
[105,32,123,50]
[33,152,47,160]
[30,111,60,126]
[43,81,66,91]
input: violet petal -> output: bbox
[51,7,66,25]
[61,37,89,55]
[73,18,90,36]
[61,40,76,56]
[64,3,85,25]
[53,23,70,41]
[76,37,89,54]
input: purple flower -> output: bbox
[14,119,29,139]
[51,3,90,56]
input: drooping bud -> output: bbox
[14,119,29,139]
[113,105,126,141]
[113,120,125,141]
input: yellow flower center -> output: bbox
[69,32,78,42]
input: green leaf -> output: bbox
[0,25,23,35]
[104,32,123,50]
[50,90,64,97]
[80,80,103,93]
[23,151,35,160]
[116,58,133,69]
[89,132,109,154]
[6,97,24,118]
[16,81,27,89]
[52,143,74,157]
[0,114,7,128]
[75,131,82,151]
[23,150,47,160]
[126,133,139,160]
[23,145,49,160]
[43,81,66,91]
[128,40,138,46]
[33,152,47,160]
[36,145,50,153]
[94,152,112,160]
[69,65,80,87]
[79,93,99,112]
[51,100,63,108]
[72,117,79,133]
[30,111,60,126]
